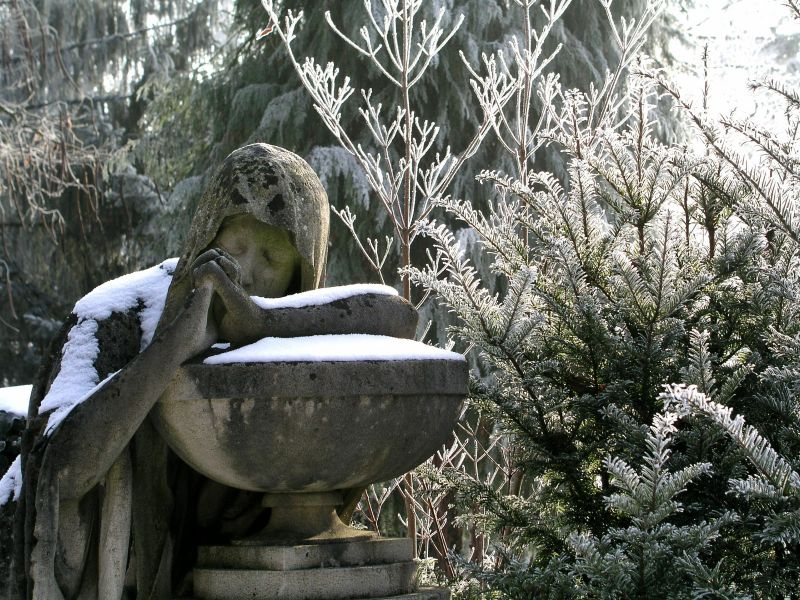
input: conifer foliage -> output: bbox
[408,1,800,595]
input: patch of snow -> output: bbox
[39,259,177,436]
[0,455,22,505]
[0,385,32,417]
[203,334,465,364]
[72,258,177,348]
[139,261,178,349]
[250,284,397,310]
[43,370,119,436]
[38,318,99,417]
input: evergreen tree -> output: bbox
[409,1,800,594]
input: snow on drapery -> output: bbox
[39,258,179,436]
[0,457,21,505]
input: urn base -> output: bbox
[190,537,450,600]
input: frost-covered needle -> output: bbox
[256,23,275,40]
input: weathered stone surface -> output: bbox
[193,561,418,600]
[165,358,467,400]
[151,360,467,493]
[368,589,450,600]
[198,537,413,571]
[181,591,449,600]
[190,539,450,600]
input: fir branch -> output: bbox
[663,384,800,498]
[759,509,800,545]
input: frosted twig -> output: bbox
[333,206,395,283]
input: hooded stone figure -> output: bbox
[159,143,330,328]
[6,144,416,600]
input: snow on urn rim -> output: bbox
[203,333,465,365]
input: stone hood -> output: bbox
[158,143,330,329]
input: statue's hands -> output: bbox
[169,281,218,360]
[171,249,242,360]
[191,248,242,290]
[191,248,260,347]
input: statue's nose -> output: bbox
[238,253,255,288]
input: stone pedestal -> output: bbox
[156,360,467,600]
[190,538,449,600]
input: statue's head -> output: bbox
[158,144,329,327]
[210,214,301,298]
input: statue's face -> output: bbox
[212,214,300,297]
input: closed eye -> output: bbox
[220,243,245,257]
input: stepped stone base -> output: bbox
[189,537,450,600]
[367,589,450,600]
[183,590,448,600]
[194,561,417,600]
[198,538,412,571]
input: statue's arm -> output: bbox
[47,279,218,500]
[208,274,418,345]
[263,293,418,339]
[190,247,418,345]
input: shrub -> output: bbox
[409,3,800,595]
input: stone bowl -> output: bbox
[151,359,467,493]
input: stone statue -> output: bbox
[9,144,417,600]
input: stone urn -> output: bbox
[151,335,467,600]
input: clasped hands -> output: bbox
[178,248,263,357]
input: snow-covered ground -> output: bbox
[0,385,31,417]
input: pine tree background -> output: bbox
[408,8,800,593]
